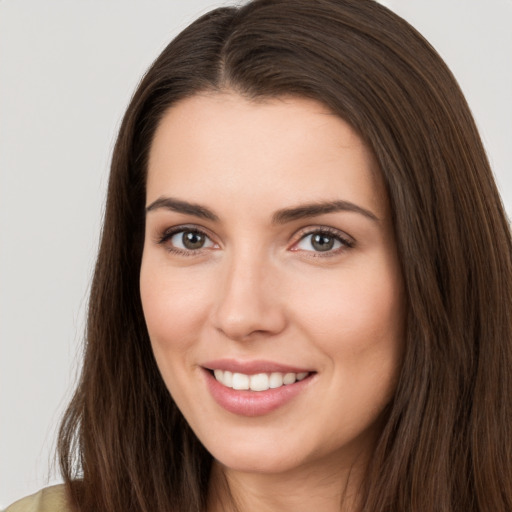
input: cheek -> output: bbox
[290,257,405,395]
[139,260,217,410]
[139,258,213,357]
[295,264,403,342]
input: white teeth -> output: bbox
[283,372,296,385]
[232,372,249,390]
[269,372,284,388]
[223,370,233,387]
[249,373,269,391]
[212,369,309,391]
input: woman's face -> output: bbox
[140,93,405,476]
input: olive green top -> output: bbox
[5,485,70,512]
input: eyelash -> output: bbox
[156,226,216,257]
[156,225,355,257]
[292,226,355,257]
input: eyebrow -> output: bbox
[146,197,219,221]
[145,196,379,223]
[272,200,379,224]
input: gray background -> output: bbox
[1,0,511,506]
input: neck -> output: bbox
[207,453,367,512]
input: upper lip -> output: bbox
[202,359,313,375]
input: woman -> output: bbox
[7,0,512,511]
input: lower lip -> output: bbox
[203,369,314,417]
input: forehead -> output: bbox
[146,92,388,220]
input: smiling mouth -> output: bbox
[211,369,310,391]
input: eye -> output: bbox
[158,227,217,254]
[292,228,354,254]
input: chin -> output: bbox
[213,449,303,475]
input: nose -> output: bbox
[211,252,287,342]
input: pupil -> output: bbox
[183,231,204,250]
[312,234,334,251]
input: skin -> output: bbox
[140,92,405,512]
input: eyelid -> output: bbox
[155,224,219,255]
[289,226,355,254]
[153,223,354,257]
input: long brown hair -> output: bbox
[58,1,512,510]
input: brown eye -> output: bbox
[311,233,335,252]
[163,228,216,253]
[181,231,206,250]
[293,229,353,254]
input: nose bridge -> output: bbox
[213,244,285,340]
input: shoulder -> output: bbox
[5,485,71,512]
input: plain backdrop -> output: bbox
[1,0,511,507]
